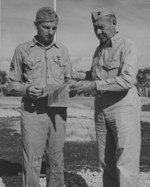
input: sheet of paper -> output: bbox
[43,84,70,107]
[43,84,68,94]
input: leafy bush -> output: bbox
[0,70,7,85]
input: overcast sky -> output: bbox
[1,0,150,72]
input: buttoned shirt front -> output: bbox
[92,32,141,91]
[8,37,72,97]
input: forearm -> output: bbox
[71,70,86,81]
[64,77,77,84]
[95,74,136,92]
[7,79,30,97]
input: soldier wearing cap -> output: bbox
[70,7,141,187]
[7,6,73,187]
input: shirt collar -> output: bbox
[100,32,121,49]
[100,39,112,48]
[110,32,122,47]
[30,36,59,49]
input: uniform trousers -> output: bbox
[94,87,141,187]
[21,97,67,187]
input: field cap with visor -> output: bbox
[91,7,115,22]
[35,6,58,23]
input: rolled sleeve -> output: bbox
[7,47,29,97]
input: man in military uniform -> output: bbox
[70,7,141,187]
[8,6,72,187]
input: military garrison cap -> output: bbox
[35,6,58,22]
[91,7,115,22]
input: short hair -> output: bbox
[35,7,58,23]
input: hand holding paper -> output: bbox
[69,81,96,95]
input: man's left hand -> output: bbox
[69,81,96,94]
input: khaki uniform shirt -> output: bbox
[8,37,72,97]
[92,32,141,92]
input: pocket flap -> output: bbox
[102,60,120,71]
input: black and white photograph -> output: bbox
[0,0,150,187]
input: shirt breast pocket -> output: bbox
[23,56,41,72]
[102,60,120,78]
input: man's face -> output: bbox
[93,16,115,44]
[35,21,57,46]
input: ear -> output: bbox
[113,19,116,26]
[112,17,117,26]
[112,22,116,29]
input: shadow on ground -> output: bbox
[140,122,150,172]
[0,117,150,186]
[0,159,89,187]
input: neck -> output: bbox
[36,36,53,47]
[100,31,117,48]
[100,39,111,48]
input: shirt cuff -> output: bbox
[95,80,109,91]
[17,84,29,97]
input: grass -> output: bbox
[70,96,94,110]
[0,97,150,186]
[0,117,150,186]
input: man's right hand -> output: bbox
[26,85,44,100]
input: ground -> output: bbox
[0,96,150,187]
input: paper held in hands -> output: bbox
[43,84,70,107]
